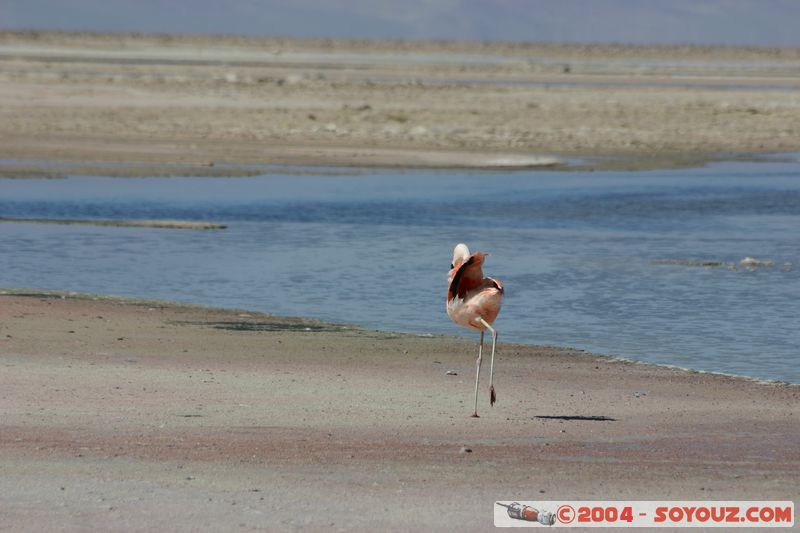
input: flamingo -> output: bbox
[446,243,504,417]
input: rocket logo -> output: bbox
[496,502,556,525]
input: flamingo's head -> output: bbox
[451,243,470,269]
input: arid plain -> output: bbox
[2,31,800,174]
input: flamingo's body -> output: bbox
[446,243,503,417]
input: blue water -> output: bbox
[1,161,798,383]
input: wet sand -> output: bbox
[2,31,800,174]
[1,292,797,531]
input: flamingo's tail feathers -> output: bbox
[489,385,496,406]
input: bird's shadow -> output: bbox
[534,415,617,422]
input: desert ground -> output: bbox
[0,292,797,531]
[1,31,800,175]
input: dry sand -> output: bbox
[0,292,797,531]
[1,31,800,174]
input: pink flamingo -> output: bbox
[447,243,504,417]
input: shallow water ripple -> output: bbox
[1,161,798,382]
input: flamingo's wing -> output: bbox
[448,252,486,300]
[487,277,504,293]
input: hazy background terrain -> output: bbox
[2,0,800,46]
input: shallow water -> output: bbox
[1,161,798,382]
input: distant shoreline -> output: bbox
[1,30,799,172]
[0,217,227,229]
[4,29,800,59]
[0,152,795,179]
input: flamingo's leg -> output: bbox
[471,330,484,417]
[478,318,498,406]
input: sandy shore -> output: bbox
[1,31,800,173]
[0,292,797,531]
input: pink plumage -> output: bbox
[445,243,503,417]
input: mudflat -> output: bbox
[1,31,800,174]
[1,293,797,531]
